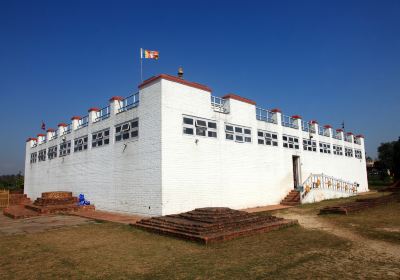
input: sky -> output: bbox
[0,0,399,174]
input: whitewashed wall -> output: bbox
[24,83,162,216]
[25,75,368,216]
[160,79,368,215]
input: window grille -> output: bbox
[59,140,71,157]
[48,146,57,160]
[282,135,299,149]
[258,130,278,146]
[92,129,110,148]
[355,149,362,159]
[225,124,251,143]
[74,136,88,152]
[319,142,331,154]
[345,147,353,157]
[303,138,317,152]
[182,116,217,138]
[115,119,139,142]
[30,152,37,163]
[333,145,343,156]
[38,149,46,161]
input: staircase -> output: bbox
[280,190,300,206]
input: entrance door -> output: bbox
[292,156,300,189]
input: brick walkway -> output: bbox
[242,204,293,213]
[71,210,144,224]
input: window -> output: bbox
[345,147,353,157]
[258,130,278,146]
[92,129,110,148]
[30,152,37,163]
[319,142,331,154]
[74,136,88,152]
[59,140,71,157]
[38,149,46,162]
[355,149,362,159]
[333,145,343,156]
[303,138,316,152]
[182,116,217,138]
[115,119,139,142]
[225,124,251,143]
[48,146,57,160]
[282,135,299,149]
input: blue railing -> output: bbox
[256,107,276,124]
[95,106,110,122]
[211,96,229,113]
[282,115,298,129]
[118,92,139,113]
[78,115,89,129]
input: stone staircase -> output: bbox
[133,207,298,244]
[280,190,300,206]
[3,191,94,219]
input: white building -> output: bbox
[25,74,368,216]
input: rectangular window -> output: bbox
[38,149,46,162]
[282,135,299,149]
[115,119,139,142]
[345,147,353,157]
[59,140,71,157]
[303,138,316,152]
[319,142,331,154]
[74,136,88,152]
[355,149,362,159]
[225,124,251,143]
[258,130,278,146]
[182,116,217,138]
[92,128,110,148]
[48,145,57,160]
[30,152,37,163]
[333,145,343,156]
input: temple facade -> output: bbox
[25,74,368,216]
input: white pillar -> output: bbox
[71,116,81,130]
[292,115,302,130]
[46,128,54,140]
[109,96,123,115]
[88,107,100,124]
[323,125,332,137]
[26,138,37,148]
[271,108,282,126]
[37,134,46,144]
[57,123,67,135]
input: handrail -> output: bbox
[256,107,276,124]
[118,92,139,113]
[95,106,110,122]
[78,115,89,128]
[281,115,298,129]
[300,173,358,201]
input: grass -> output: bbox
[0,218,399,279]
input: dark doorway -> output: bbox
[292,156,300,189]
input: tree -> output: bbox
[377,137,400,180]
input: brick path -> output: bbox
[71,210,144,224]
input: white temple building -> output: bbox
[24,73,368,216]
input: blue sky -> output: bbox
[0,0,399,174]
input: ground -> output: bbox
[0,192,399,279]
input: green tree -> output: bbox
[377,137,400,179]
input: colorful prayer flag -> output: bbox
[141,49,159,60]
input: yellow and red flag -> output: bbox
[141,48,159,60]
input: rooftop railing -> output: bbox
[78,115,89,129]
[50,130,58,140]
[95,106,110,122]
[64,124,72,135]
[281,115,298,129]
[256,107,276,124]
[118,92,139,113]
[354,138,361,145]
[211,96,229,113]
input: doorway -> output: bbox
[292,156,301,189]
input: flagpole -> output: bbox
[140,48,143,82]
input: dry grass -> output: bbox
[0,218,399,279]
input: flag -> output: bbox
[41,121,46,131]
[141,48,159,60]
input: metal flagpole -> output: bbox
[140,48,143,82]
